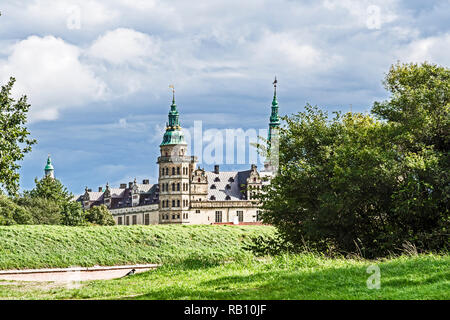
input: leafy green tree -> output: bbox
[0,77,36,195]
[372,62,449,250]
[0,195,32,225]
[258,62,449,257]
[26,175,73,205]
[61,201,87,226]
[85,204,115,226]
[15,196,61,225]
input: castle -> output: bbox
[69,80,280,225]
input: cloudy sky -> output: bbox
[1,0,449,195]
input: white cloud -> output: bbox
[397,33,450,66]
[88,28,160,65]
[0,35,107,121]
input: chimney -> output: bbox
[143,179,149,185]
[98,187,103,192]
[128,182,133,188]
[87,188,92,192]
[120,183,127,189]
[214,165,219,174]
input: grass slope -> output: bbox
[0,225,276,270]
[0,254,448,300]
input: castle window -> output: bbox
[210,195,216,200]
[215,211,222,223]
[172,183,175,191]
[118,217,123,225]
[145,214,150,225]
[165,168,168,175]
[126,216,130,225]
[195,210,200,213]
[177,167,180,175]
[172,200,175,207]
[214,177,220,182]
[253,178,256,182]
[177,200,180,207]
[172,167,175,175]
[210,184,216,189]
[132,215,137,225]
[177,183,180,191]
[198,178,201,182]
[237,211,244,222]
[225,195,231,200]
[225,184,231,190]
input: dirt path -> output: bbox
[0,264,159,282]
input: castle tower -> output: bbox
[44,154,55,179]
[264,77,280,172]
[157,86,197,224]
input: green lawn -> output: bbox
[0,225,448,300]
[0,225,275,269]
[0,253,448,300]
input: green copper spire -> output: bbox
[44,154,54,178]
[268,76,280,143]
[161,85,186,146]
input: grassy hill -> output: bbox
[0,224,276,270]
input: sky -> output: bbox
[0,0,449,195]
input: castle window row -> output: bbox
[161,199,189,208]
[160,166,189,176]
[160,183,189,192]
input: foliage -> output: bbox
[15,196,61,225]
[25,175,73,205]
[258,62,449,257]
[0,77,36,195]
[61,201,87,226]
[85,204,115,226]
[0,195,32,225]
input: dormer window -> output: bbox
[225,195,231,200]
[228,177,234,182]
[214,177,220,182]
[210,195,216,200]
[211,184,216,189]
[225,184,231,190]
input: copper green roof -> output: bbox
[160,92,186,146]
[44,155,54,171]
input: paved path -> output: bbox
[0,264,159,282]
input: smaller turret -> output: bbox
[44,154,54,179]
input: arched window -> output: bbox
[172,167,175,175]
[177,183,180,191]
[172,183,175,191]
[177,167,180,175]
[165,168,169,175]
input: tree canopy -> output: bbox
[0,77,36,195]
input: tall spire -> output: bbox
[44,154,54,178]
[268,76,280,143]
[160,85,186,146]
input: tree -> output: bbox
[0,195,32,225]
[258,63,449,257]
[61,201,87,226]
[15,196,62,225]
[26,175,73,205]
[85,204,115,226]
[0,77,36,195]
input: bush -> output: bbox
[61,201,87,226]
[85,204,115,226]
[15,197,61,225]
[0,195,32,225]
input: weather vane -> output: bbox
[273,76,277,95]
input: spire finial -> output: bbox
[273,76,277,98]
[169,84,175,104]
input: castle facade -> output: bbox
[75,82,280,225]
